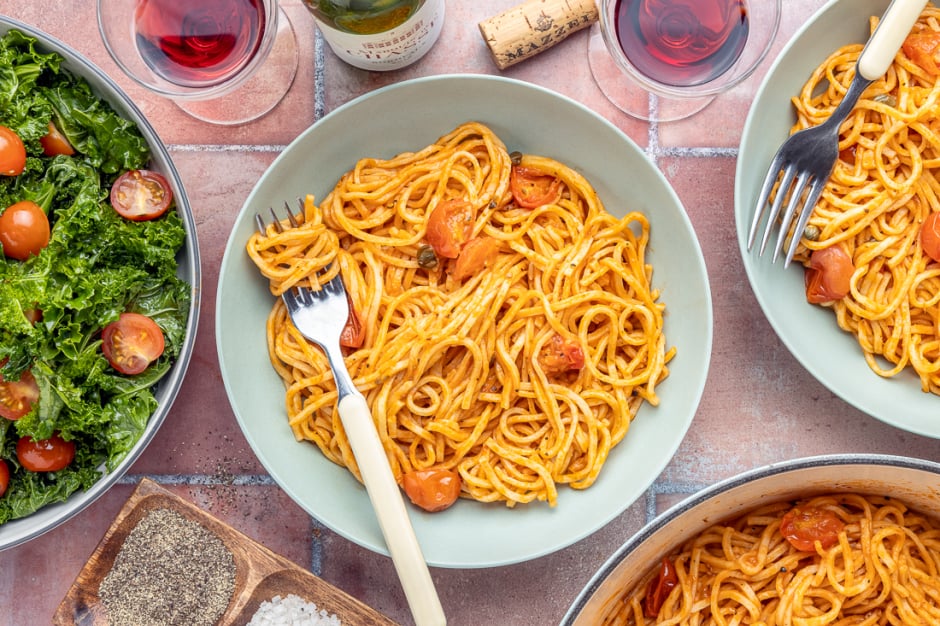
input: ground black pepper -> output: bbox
[98,507,236,626]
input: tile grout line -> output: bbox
[310,23,327,577]
[313,20,326,120]
[118,473,277,486]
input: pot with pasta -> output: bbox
[561,454,940,625]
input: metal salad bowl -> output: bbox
[0,16,200,551]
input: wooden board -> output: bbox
[54,478,400,625]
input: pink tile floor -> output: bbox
[1,1,938,625]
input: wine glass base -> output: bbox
[587,24,714,123]
[174,6,299,126]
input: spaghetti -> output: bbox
[782,8,940,394]
[246,122,673,507]
[601,493,940,625]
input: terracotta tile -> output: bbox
[0,484,134,625]
[130,148,278,476]
[5,1,940,625]
[316,498,648,626]
[319,1,652,149]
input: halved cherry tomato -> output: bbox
[101,312,165,375]
[805,246,853,304]
[644,557,678,618]
[903,32,940,75]
[0,460,9,497]
[780,505,845,552]
[110,169,173,221]
[340,295,365,349]
[401,468,462,512]
[838,145,857,165]
[426,199,475,259]
[0,364,39,420]
[538,334,585,377]
[0,125,26,176]
[0,200,50,261]
[921,212,940,263]
[452,236,499,280]
[16,433,75,472]
[39,121,75,157]
[510,165,563,209]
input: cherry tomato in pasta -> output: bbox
[426,199,474,259]
[452,236,499,280]
[16,433,75,472]
[110,169,172,221]
[780,505,845,552]
[805,246,853,304]
[39,121,75,156]
[101,312,165,375]
[0,200,50,261]
[903,32,940,75]
[0,125,26,176]
[340,295,365,349]
[0,460,9,497]
[0,363,39,420]
[538,334,585,376]
[644,557,678,618]
[510,165,563,209]
[921,212,940,263]
[402,468,461,512]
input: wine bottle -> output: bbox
[303,0,445,71]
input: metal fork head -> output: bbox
[254,201,351,349]
[746,125,838,268]
[747,71,873,268]
[254,198,302,238]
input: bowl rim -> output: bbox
[733,0,940,438]
[560,452,940,624]
[215,72,713,568]
[0,15,202,551]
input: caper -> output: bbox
[803,224,821,241]
[509,151,522,165]
[417,244,439,269]
[873,93,897,107]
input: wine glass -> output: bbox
[97,0,299,126]
[589,0,781,122]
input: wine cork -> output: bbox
[479,0,599,70]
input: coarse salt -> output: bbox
[247,593,342,626]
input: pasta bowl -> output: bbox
[735,0,939,437]
[0,16,200,550]
[216,74,712,568]
[562,454,940,624]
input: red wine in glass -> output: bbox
[134,0,267,88]
[614,0,749,88]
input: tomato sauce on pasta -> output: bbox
[246,122,673,508]
[782,8,940,394]
[603,493,940,624]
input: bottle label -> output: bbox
[317,0,445,71]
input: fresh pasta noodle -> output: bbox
[602,493,940,625]
[246,121,673,508]
[780,8,940,394]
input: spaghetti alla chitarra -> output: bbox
[246,121,674,510]
[781,8,940,395]
[603,493,940,625]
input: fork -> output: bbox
[256,203,447,626]
[747,0,928,267]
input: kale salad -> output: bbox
[0,29,191,524]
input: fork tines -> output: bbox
[748,161,827,267]
[255,198,303,238]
